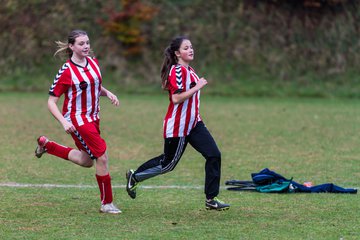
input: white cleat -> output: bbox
[100,203,122,214]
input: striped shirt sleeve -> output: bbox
[49,63,71,97]
[168,65,185,94]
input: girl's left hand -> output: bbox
[108,92,120,106]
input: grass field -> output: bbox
[0,92,359,239]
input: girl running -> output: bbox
[35,29,121,214]
[126,36,230,211]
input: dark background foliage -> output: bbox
[1,0,359,96]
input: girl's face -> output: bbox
[176,39,194,65]
[69,34,90,59]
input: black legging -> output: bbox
[134,121,221,199]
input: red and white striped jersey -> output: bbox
[49,57,102,127]
[163,64,202,138]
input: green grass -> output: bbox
[2,64,360,98]
[0,92,359,239]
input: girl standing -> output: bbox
[35,29,121,214]
[126,36,230,211]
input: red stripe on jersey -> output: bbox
[71,62,89,125]
[163,65,201,138]
[49,64,72,119]
[88,58,102,81]
[173,66,186,136]
[62,93,70,117]
[87,58,102,121]
[183,92,193,135]
[163,103,173,137]
[191,71,200,129]
[87,60,96,121]
[193,92,199,129]
[49,58,102,127]
[68,64,79,125]
[83,67,95,122]
[172,103,183,137]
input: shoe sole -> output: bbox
[99,210,122,214]
[206,206,230,211]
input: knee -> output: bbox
[80,154,94,168]
[96,154,108,166]
[206,150,221,161]
[161,156,179,174]
[160,163,175,174]
[164,167,175,173]
[83,161,94,168]
[216,150,221,160]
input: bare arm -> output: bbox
[100,86,120,106]
[47,95,76,134]
[171,77,208,104]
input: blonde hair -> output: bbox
[54,29,93,58]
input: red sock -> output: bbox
[96,174,113,205]
[45,141,73,160]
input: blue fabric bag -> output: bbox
[226,168,357,194]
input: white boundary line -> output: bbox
[0,182,204,189]
[1,182,357,191]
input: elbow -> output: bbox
[47,96,58,111]
[172,99,180,104]
[171,95,178,104]
[47,99,51,110]
[47,99,53,109]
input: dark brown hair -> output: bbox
[160,36,189,90]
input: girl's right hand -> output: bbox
[48,95,76,134]
[62,121,76,134]
[197,77,208,89]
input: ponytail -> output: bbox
[54,29,89,59]
[54,40,71,59]
[161,46,176,89]
[160,36,189,90]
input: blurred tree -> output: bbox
[0,0,359,91]
[97,0,158,57]
[0,0,104,74]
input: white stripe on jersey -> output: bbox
[178,69,191,135]
[50,57,102,127]
[190,70,200,132]
[79,68,94,123]
[165,105,178,138]
[88,58,101,121]
[88,69,99,122]
[63,87,72,121]
[88,57,101,74]
[68,67,85,126]
[164,65,201,138]
[178,100,188,136]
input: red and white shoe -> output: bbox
[35,136,49,158]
